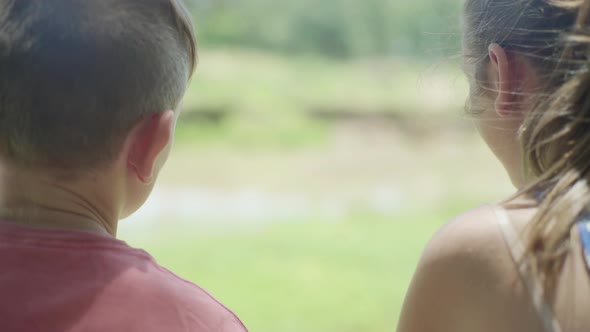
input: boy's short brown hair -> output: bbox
[0,0,196,171]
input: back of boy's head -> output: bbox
[0,0,196,172]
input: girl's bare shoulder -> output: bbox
[397,203,543,332]
[423,195,539,269]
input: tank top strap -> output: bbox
[578,218,590,270]
[491,205,563,332]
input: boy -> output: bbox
[0,0,247,331]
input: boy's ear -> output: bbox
[127,110,175,184]
[488,43,523,116]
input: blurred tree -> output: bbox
[187,0,462,58]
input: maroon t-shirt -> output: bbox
[0,220,247,332]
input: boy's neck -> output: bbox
[0,165,120,236]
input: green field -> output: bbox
[175,48,469,150]
[118,138,513,332]
[121,210,455,332]
[118,49,512,332]
[183,49,467,116]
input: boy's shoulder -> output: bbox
[101,248,248,332]
[0,222,248,332]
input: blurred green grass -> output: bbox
[174,114,330,150]
[177,48,468,150]
[121,207,468,332]
[184,48,467,116]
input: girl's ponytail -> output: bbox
[519,0,590,290]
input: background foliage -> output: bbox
[120,1,514,331]
[188,0,463,58]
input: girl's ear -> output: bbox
[488,43,521,116]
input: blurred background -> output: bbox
[119,0,513,331]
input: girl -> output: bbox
[398,1,590,331]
